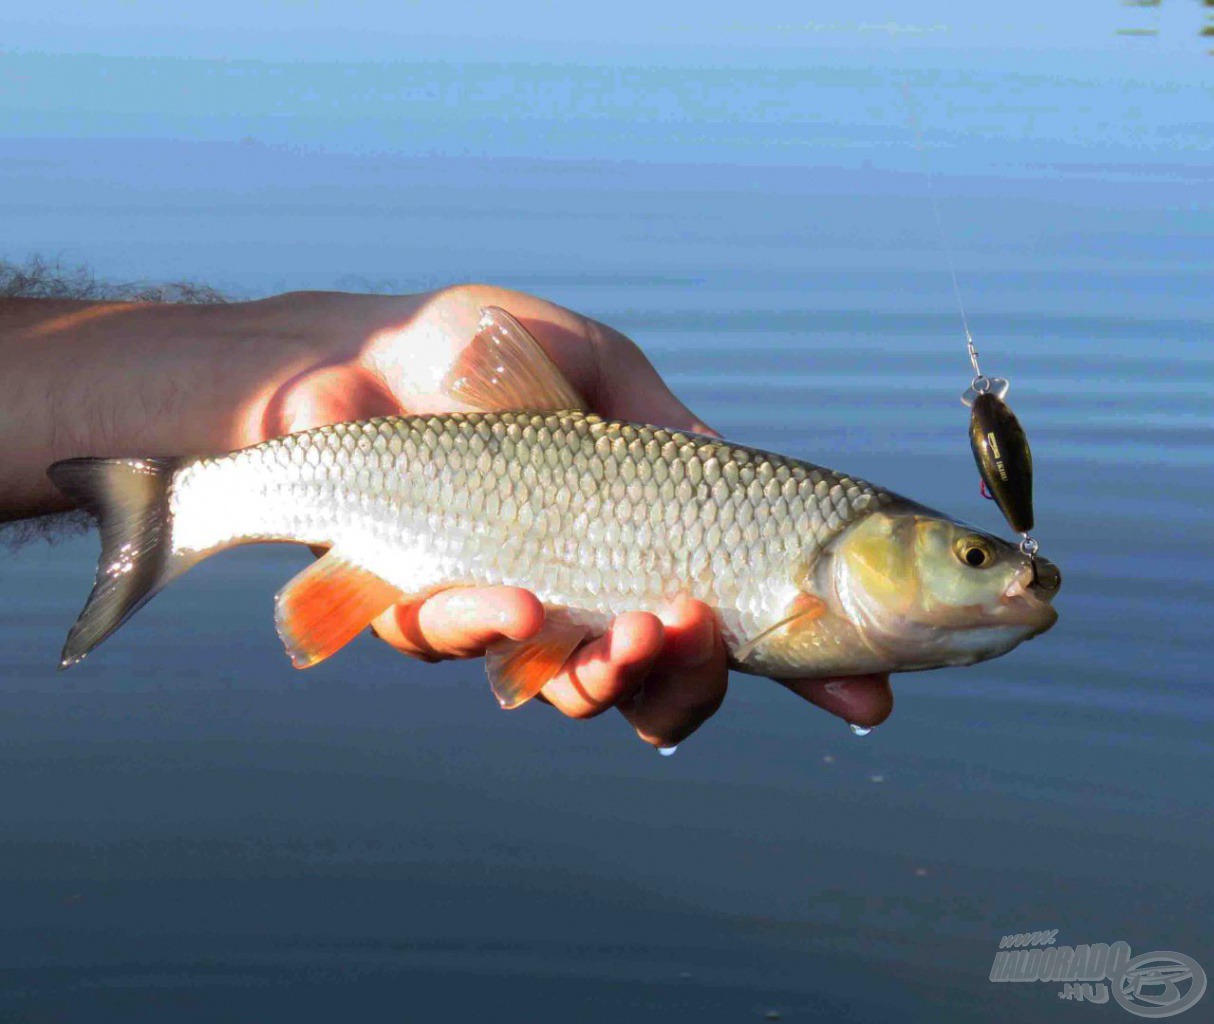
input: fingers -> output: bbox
[538,612,664,718]
[535,598,728,748]
[369,585,669,721]
[616,595,728,747]
[371,586,544,660]
[777,674,895,729]
[372,585,724,747]
[370,583,893,744]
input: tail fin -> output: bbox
[48,457,186,668]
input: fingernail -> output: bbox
[849,723,873,737]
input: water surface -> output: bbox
[1,52,1211,1023]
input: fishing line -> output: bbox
[899,79,1053,584]
[901,80,980,374]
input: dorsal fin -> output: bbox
[440,306,588,413]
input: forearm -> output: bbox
[0,295,353,521]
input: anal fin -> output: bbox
[485,618,589,709]
[275,550,404,668]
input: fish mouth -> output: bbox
[1028,555,1062,595]
[999,562,1060,635]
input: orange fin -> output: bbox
[485,620,589,709]
[275,550,404,669]
[440,306,588,413]
[735,593,827,663]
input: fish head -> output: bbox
[827,509,1060,669]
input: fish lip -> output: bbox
[1003,563,1058,603]
[1003,571,1033,604]
[999,567,1059,634]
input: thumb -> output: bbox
[581,318,719,437]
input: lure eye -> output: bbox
[955,537,995,569]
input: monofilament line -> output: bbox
[901,80,982,380]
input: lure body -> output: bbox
[968,392,1035,534]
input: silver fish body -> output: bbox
[169,411,899,678]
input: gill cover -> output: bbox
[837,512,918,622]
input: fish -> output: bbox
[48,306,1060,708]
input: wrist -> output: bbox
[57,296,325,454]
[0,293,366,520]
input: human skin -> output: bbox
[0,285,893,744]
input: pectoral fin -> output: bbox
[275,550,405,668]
[440,306,588,413]
[485,619,590,708]
[735,593,827,663]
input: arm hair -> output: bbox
[0,255,226,548]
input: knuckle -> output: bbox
[565,701,608,721]
[433,282,526,311]
[431,282,482,304]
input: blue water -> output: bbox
[1,51,1211,1023]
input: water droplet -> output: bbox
[822,754,835,764]
[869,773,885,784]
[914,867,929,878]
[765,1011,783,1022]
[849,723,872,737]
[658,745,678,757]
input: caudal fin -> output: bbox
[48,456,186,668]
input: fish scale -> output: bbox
[168,411,891,662]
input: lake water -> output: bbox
[1,51,1211,1023]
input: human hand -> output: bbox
[4,283,892,743]
[256,284,894,744]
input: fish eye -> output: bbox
[954,536,995,569]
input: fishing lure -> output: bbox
[960,338,1060,593]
